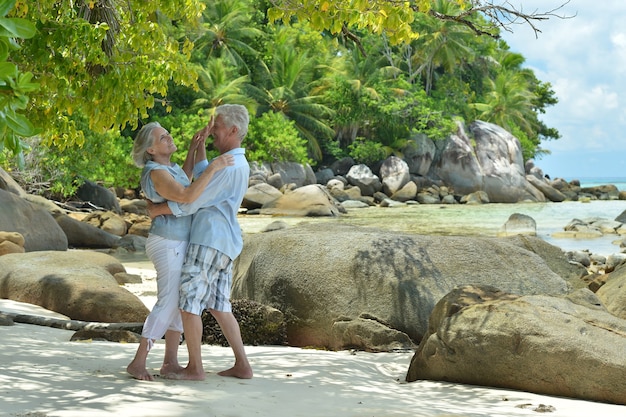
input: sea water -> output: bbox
[239,178,626,257]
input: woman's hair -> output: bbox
[215,104,249,141]
[131,121,162,167]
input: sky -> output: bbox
[498,0,626,180]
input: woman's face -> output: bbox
[148,127,177,157]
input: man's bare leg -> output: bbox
[210,309,253,379]
[166,311,206,380]
[160,330,184,377]
[127,338,154,381]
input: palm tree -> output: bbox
[409,0,476,94]
[320,36,402,148]
[246,28,334,160]
[470,70,537,136]
[190,58,257,116]
[193,0,265,74]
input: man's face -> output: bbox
[212,115,237,153]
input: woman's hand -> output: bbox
[213,153,234,169]
[197,154,235,175]
[190,125,209,151]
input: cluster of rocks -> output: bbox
[241,120,626,215]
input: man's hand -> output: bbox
[146,200,172,219]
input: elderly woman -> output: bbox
[126,121,233,381]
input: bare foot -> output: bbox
[162,367,206,381]
[218,365,253,379]
[160,362,185,378]
[127,362,155,381]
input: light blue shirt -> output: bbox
[167,148,249,259]
[141,161,192,242]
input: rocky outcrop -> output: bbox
[0,231,25,255]
[0,250,149,323]
[596,264,626,320]
[259,184,345,217]
[0,188,68,251]
[406,285,626,405]
[233,223,570,349]
[53,213,122,249]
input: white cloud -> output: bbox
[500,0,626,177]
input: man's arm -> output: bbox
[146,201,173,219]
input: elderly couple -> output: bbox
[126,104,253,381]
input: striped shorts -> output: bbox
[179,243,233,315]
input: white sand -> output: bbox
[1,262,625,417]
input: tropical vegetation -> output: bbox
[0,0,561,198]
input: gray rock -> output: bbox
[233,224,569,349]
[497,213,537,237]
[260,184,344,217]
[53,212,121,249]
[526,175,566,202]
[406,285,626,405]
[346,164,382,196]
[76,180,122,214]
[596,265,626,320]
[379,156,411,196]
[243,183,283,210]
[0,250,149,323]
[0,188,68,251]
[403,133,436,176]
[271,161,316,188]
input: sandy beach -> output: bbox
[1,260,625,417]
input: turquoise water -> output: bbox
[239,199,626,257]
[576,177,626,191]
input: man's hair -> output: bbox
[215,104,249,141]
[131,121,162,167]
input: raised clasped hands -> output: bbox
[190,117,215,151]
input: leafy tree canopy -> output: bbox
[267,0,570,49]
[6,0,205,156]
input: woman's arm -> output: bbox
[182,124,210,179]
[150,154,233,204]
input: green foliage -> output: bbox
[0,0,563,195]
[348,137,387,166]
[246,111,311,164]
[10,0,204,154]
[0,0,38,166]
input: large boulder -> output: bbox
[260,184,344,217]
[242,182,283,210]
[345,164,383,196]
[379,156,410,196]
[53,213,122,249]
[271,162,317,188]
[431,121,546,203]
[233,223,570,349]
[0,250,149,323]
[0,188,68,251]
[402,133,436,176]
[76,180,122,214]
[471,121,545,203]
[406,285,626,405]
[596,264,626,320]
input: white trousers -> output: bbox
[141,234,188,350]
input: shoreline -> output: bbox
[2,259,626,416]
[1,296,625,417]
